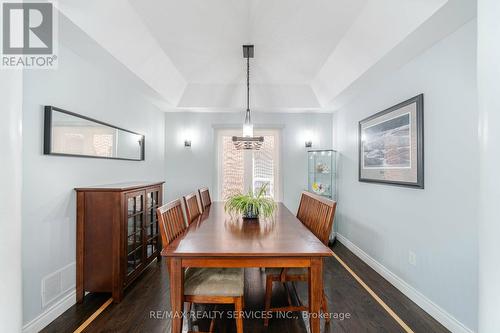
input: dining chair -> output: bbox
[183,192,202,225]
[198,187,212,211]
[263,191,336,327]
[157,199,245,333]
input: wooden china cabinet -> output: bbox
[75,181,164,303]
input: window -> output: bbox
[220,134,244,200]
[217,129,280,200]
[253,134,275,197]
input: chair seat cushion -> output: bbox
[184,268,244,297]
[265,267,308,276]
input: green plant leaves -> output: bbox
[224,183,277,218]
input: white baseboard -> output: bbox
[20,237,473,333]
[22,290,76,333]
[336,233,474,333]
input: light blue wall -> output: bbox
[164,112,332,213]
[333,20,478,331]
[21,43,166,325]
[0,71,23,333]
[477,1,500,330]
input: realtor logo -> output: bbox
[1,1,58,68]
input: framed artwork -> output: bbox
[358,94,424,188]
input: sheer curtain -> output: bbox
[217,129,280,200]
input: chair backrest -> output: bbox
[198,187,212,211]
[183,192,202,225]
[296,191,337,245]
[157,199,187,247]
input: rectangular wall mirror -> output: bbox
[44,106,145,161]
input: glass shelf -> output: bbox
[125,188,161,280]
[307,149,337,243]
[307,150,336,200]
[127,246,143,276]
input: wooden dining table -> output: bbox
[161,202,334,333]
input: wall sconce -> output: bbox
[305,140,312,148]
[184,140,191,148]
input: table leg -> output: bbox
[309,258,323,333]
[169,258,184,333]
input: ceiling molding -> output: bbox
[54,0,187,107]
[130,0,367,86]
[327,0,476,112]
[58,14,171,113]
[53,0,476,113]
[312,0,449,108]
[177,83,321,110]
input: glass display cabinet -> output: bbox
[75,181,163,303]
[308,150,336,200]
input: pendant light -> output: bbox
[232,45,264,150]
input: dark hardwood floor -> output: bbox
[42,241,449,333]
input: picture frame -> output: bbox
[358,94,424,188]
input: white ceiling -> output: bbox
[56,0,476,112]
[130,0,367,85]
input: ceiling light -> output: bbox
[232,45,263,150]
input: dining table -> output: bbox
[161,202,334,333]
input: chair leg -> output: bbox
[283,282,293,306]
[209,318,216,333]
[322,291,330,323]
[264,275,274,327]
[184,301,192,332]
[291,281,303,306]
[209,305,217,333]
[235,297,244,333]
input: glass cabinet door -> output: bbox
[308,150,336,199]
[145,188,161,259]
[126,191,145,277]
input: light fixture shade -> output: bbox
[243,124,253,137]
[243,109,253,137]
[243,116,254,137]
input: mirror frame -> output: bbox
[43,106,145,161]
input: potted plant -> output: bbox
[224,184,277,220]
